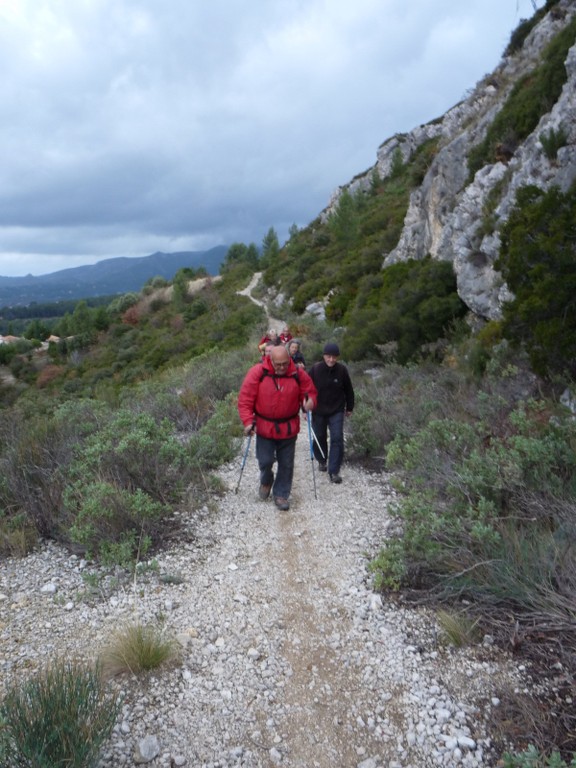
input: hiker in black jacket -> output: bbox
[308,342,355,484]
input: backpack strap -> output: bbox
[259,366,300,384]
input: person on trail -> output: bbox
[258,329,279,355]
[279,326,293,344]
[287,339,305,368]
[262,342,275,358]
[238,345,317,511]
[308,342,355,484]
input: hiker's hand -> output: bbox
[302,396,314,412]
[244,424,255,436]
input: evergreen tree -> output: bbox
[261,227,280,269]
[328,189,358,249]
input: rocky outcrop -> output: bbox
[324,1,576,320]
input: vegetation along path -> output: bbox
[0,427,527,767]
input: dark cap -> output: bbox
[323,342,340,356]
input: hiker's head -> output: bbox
[288,340,300,355]
[270,345,290,373]
[323,342,340,367]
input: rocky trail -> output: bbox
[0,429,525,768]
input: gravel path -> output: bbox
[0,426,525,768]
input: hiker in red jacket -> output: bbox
[238,345,317,511]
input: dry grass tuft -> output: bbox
[99,621,179,679]
[436,608,481,647]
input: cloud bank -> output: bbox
[0,0,543,275]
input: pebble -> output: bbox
[0,435,528,766]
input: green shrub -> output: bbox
[65,481,166,566]
[189,392,243,470]
[342,257,467,363]
[177,347,251,401]
[0,401,107,539]
[108,292,139,314]
[0,660,120,768]
[496,183,576,380]
[67,409,192,504]
[540,124,568,160]
[346,363,479,464]
[374,401,576,609]
[502,745,576,767]
[346,393,383,460]
[59,409,194,563]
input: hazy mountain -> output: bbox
[0,247,228,306]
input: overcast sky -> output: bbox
[0,0,544,277]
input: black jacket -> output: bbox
[308,360,355,416]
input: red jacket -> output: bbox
[238,356,317,440]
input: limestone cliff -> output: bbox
[323,0,576,320]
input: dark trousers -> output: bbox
[311,410,345,475]
[256,435,297,499]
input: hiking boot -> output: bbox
[318,461,327,472]
[329,473,342,484]
[274,496,290,511]
[258,484,271,500]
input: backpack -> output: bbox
[256,365,301,434]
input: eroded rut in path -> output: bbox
[245,434,408,768]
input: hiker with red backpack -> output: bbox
[238,345,317,511]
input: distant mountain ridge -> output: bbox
[0,247,228,306]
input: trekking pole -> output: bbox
[306,410,318,500]
[235,429,253,494]
[309,423,326,461]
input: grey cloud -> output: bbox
[0,0,544,276]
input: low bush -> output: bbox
[65,481,168,566]
[0,660,120,768]
[540,124,568,160]
[0,400,107,540]
[346,362,477,463]
[177,346,252,401]
[188,392,243,471]
[373,400,576,618]
[502,745,576,767]
[66,409,193,505]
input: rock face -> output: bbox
[324,1,576,320]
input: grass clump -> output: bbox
[99,621,178,678]
[0,660,120,768]
[436,609,481,647]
